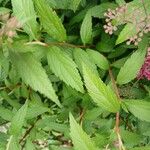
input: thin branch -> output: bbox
[25,41,94,49]
[108,68,125,150]
[79,108,85,125]
[25,41,48,47]
[117,133,126,150]
[6,135,13,150]
[0,83,21,91]
[19,117,41,144]
[108,69,120,132]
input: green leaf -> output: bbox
[11,0,38,39]
[6,136,20,150]
[36,118,69,136]
[73,48,98,75]
[123,100,150,122]
[108,47,127,58]
[0,106,13,121]
[34,0,66,41]
[111,57,128,69]
[9,100,28,136]
[82,63,120,112]
[0,91,21,109]
[71,0,82,12]
[116,23,137,45]
[69,113,98,150]
[10,51,60,106]
[80,12,92,45]
[84,107,103,121]
[47,46,84,93]
[96,33,116,53]
[86,49,109,70]
[121,128,142,148]
[117,38,148,84]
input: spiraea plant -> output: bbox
[0,0,150,150]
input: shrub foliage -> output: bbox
[0,0,150,149]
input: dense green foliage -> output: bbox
[0,0,150,149]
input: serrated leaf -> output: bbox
[69,113,98,150]
[47,46,84,93]
[82,63,120,112]
[0,106,13,121]
[116,23,137,45]
[123,100,150,122]
[80,13,92,45]
[9,100,28,136]
[117,38,148,84]
[10,51,60,106]
[73,48,98,75]
[11,0,38,39]
[34,0,66,41]
[86,49,109,70]
[71,0,82,12]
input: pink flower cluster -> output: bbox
[103,5,127,35]
[126,20,150,46]
[137,48,150,80]
[0,16,21,38]
[104,5,150,46]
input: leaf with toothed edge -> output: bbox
[10,51,61,107]
[11,0,38,39]
[82,63,120,112]
[34,0,66,42]
[47,46,84,93]
[69,113,98,150]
